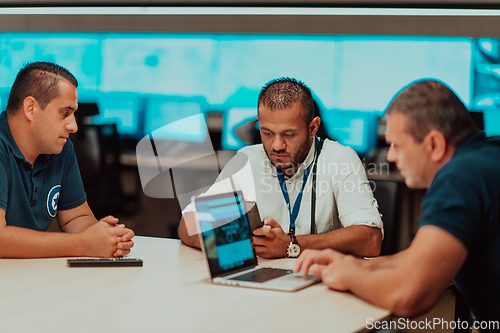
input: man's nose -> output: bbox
[66,114,78,133]
[386,144,396,163]
[272,135,286,151]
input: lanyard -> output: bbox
[276,137,319,235]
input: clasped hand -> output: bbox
[252,218,291,259]
[84,216,135,258]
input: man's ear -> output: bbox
[309,116,321,138]
[424,129,448,162]
[22,96,37,122]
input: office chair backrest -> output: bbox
[370,179,399,255]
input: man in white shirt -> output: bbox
[179,77,382,258]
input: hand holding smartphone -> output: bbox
[245,201,265,237]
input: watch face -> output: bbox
[287,244,300,258]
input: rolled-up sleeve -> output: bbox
[333,148,383,230]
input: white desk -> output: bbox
[0,237,390,333]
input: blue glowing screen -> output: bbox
[333,36,472,113]
[144,97,207,143]
[484,110,500,137]
[0,32,101,91]
[321,111,380,157]
[213,35,337,108]
[1,32,491,147]
[89,94,142,137]
[196,193,255,275]
[100,34,215,97]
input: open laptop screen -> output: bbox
[195,192,258,277]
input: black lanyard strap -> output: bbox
[310,138,324,235]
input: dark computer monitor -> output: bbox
[77,102,99,118]
[469,111,485,131]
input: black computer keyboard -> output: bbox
[229,267,292,283]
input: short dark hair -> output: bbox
[386,80,478,147]
[6,62,78,116]
[258,77,314,124]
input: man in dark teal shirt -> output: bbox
[0,62,134,258]
[295,79,499,331]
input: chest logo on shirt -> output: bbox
[47,185,61,218]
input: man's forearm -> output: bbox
[0,225,87,258]
[332,257,411,312]
[322,230,459,318]
[297,225,382,257]
[61,215,97,233]
[333,255,439,318]
[360,249,409,269]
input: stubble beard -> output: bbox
[265,136,313,176]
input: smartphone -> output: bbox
[245,201,264,236]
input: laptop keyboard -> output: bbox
[229,267,292,283]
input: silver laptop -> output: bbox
[194,191,320,292]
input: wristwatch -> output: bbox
[287,234,301,258]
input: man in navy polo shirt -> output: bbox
[0,62,134,258]
[295,80,500,329]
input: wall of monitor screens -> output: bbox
[0,32,497,156]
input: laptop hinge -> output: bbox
[214,263,258,278]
